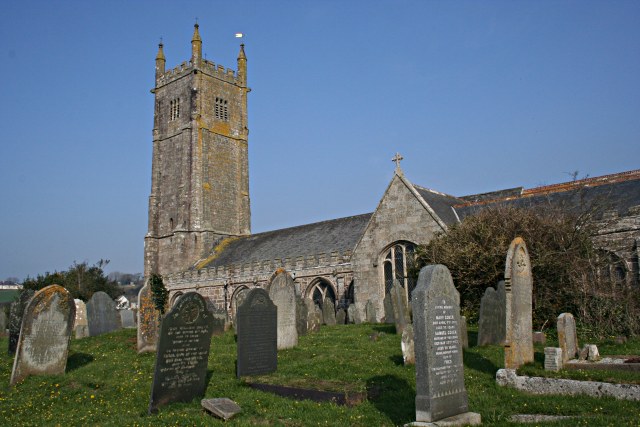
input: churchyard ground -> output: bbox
[0,325,639,426]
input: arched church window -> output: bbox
[382,242,417,301]
[308,278,336,309]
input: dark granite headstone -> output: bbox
[149,292,214,414]
[10,285,75,385]
[8,289,35,354]
[269,271,298,349]
[86,291,121,337]
[137,283,160,353]
[504,237,534,369]
[295,295,308,336]
[236,288,277,377]
[412,265,477,423]
[322,298,336,326]
[335,308,346,325]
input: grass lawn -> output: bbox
[0,324,639,426]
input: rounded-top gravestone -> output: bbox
[86,291,121,337]
[10,285,75,385]
[268,271,298,349]
[236,288,277,377]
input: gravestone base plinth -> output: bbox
[405,412,481,427]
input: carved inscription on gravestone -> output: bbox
[268,271,298,349]
[412,265,470,423]
[149,292,214,414]
[10,285,75,385]
[236,288,277,377]
[504,238,534,369]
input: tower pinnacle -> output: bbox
[191,23,202,63]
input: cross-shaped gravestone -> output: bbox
[392,152,403,168]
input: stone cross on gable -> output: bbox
[392,153,404,169]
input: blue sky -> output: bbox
[1,0,638,280]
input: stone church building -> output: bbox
[145,25,640,322]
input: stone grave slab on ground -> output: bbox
[236,288,277,377]
[504,237,534,369]
[201,398,241,421]
[137,284,160,353]
[477,282,506,346]
[10,285,75,385]
[120,309,136,328]
[87,291,122,337]
[268,271,298,349]
[557,313,578,362]
[73,299,88,339]
[322,298,336,325]
[410,264,480,425]
[8,289,35,354]
[148,292,214,414]
[391,280,411,335]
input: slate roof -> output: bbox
[413,186,466,226]
[199,213,373,269]
[455,171,640,220]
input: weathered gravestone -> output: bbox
[335,308,346,325]
[459,316,469,350]
[236,288,277,377]
[477,282,506,346]
[390,280,411,335]
[8,289,35,354]
[232,288,249,333]
[87,291,121,337]
[120,309,136,328]
[383,293,395,324]
[210,308,227,336]
[148,292,214,414]
[544,347,563,371]
[268,271,298,349]
[295,295,308,336]
[401,324,415,365]
[557,313,578,362]
[137,283,160,353]
[347,304,359,324]
[0,307,7,334]
[10,285,75,386]
[305,299,322,332]
[365,300,377,323]
[322,298,336,326]
[411,265,480,425]
[74,299,89,339]
[504,237,534,370]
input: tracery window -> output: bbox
[170,98,180,121]
[382,241,417,301]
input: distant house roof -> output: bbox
[198,213,373,269]
[455,169,640,220]
[413,186,466,226]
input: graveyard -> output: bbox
[0,321,639,426]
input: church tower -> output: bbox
[145,24,250,278]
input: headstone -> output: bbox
[347,304,359,324]
[86,291,121,337]
[0,308,7,334]
[305,300,322,332]
[544,347,563,371]
[586,344,600,361]
[532,331,546,345]
[120,309,136,328]
[504,237,534,369]
[557,313,578,362]
[335,308,346,325]
[10,285,75,386]
[411,265,479,424]
[365,300,377,323]
[383,293,395,324]
[322,298,336,325]
[236,288,277,377]
[390,280,411,335]
[232,288,249,333]
[459,316,469,350]
[210,308,227,336]
[295,295,308,336]
[477,282,506,346]
[401,324,415,365]
[137,283,160,353]
[201,398,241,421]
[148,292,214,414]
[8,289,35,354]
[268,271,298,349]
[74,299,89,339]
